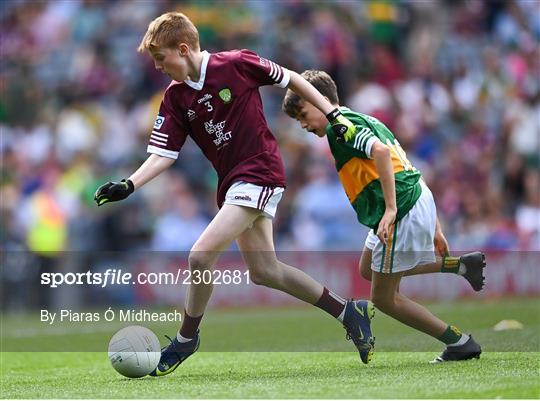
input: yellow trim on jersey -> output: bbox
[338,151,405,203]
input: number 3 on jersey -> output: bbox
[205,101,213,112]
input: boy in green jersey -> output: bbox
[283,70,486,363]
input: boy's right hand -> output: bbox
[434,229,450,257]
[94,179,134,206]
[377,208,397,243]
[326,108,356,141]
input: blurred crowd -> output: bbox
[1,0,539,257]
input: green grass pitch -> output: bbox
[1,298,539,399]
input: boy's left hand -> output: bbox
[94,179,134,206]
[377,208,397,243]
[326,108,356,141]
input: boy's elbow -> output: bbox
[371,141,390,159]
[286,71,298,90]
[287,70,306,92]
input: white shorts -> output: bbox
[365,181,437,273]
[223,181,284,219]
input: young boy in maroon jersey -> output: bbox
[94,12,375,375]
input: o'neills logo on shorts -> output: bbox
[234,195,252,201]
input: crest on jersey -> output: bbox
[219,88,232,104]
[153,115,165,129]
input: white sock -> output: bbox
[458,262,467,275]
[176,331,192,343]
[448,333,469,347]
[336,305,346,323]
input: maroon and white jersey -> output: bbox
[147,49,290,207]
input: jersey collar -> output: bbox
[184,50,210,91]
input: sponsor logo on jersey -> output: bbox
[234,195,252,201]
[187,109,196,121]
[219,88,232,104]
[258,57,267,67]
[197,93,213,104]
[153,115,165,129]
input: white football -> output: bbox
[108,325,161,378]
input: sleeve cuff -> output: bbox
[147,145,179,159]
[274,68,290,88]
[365,137,380,159]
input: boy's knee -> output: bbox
[248,262,280,286]
[360,265,372,281]
[359,248,373,282]
[249,269,268,285]
[188,251,212,270]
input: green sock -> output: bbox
[438,325,463,345]
[441,256,460,274]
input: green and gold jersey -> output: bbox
[325,107,422,229]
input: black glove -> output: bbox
[326,108,356,141]
[94,179,134,206]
